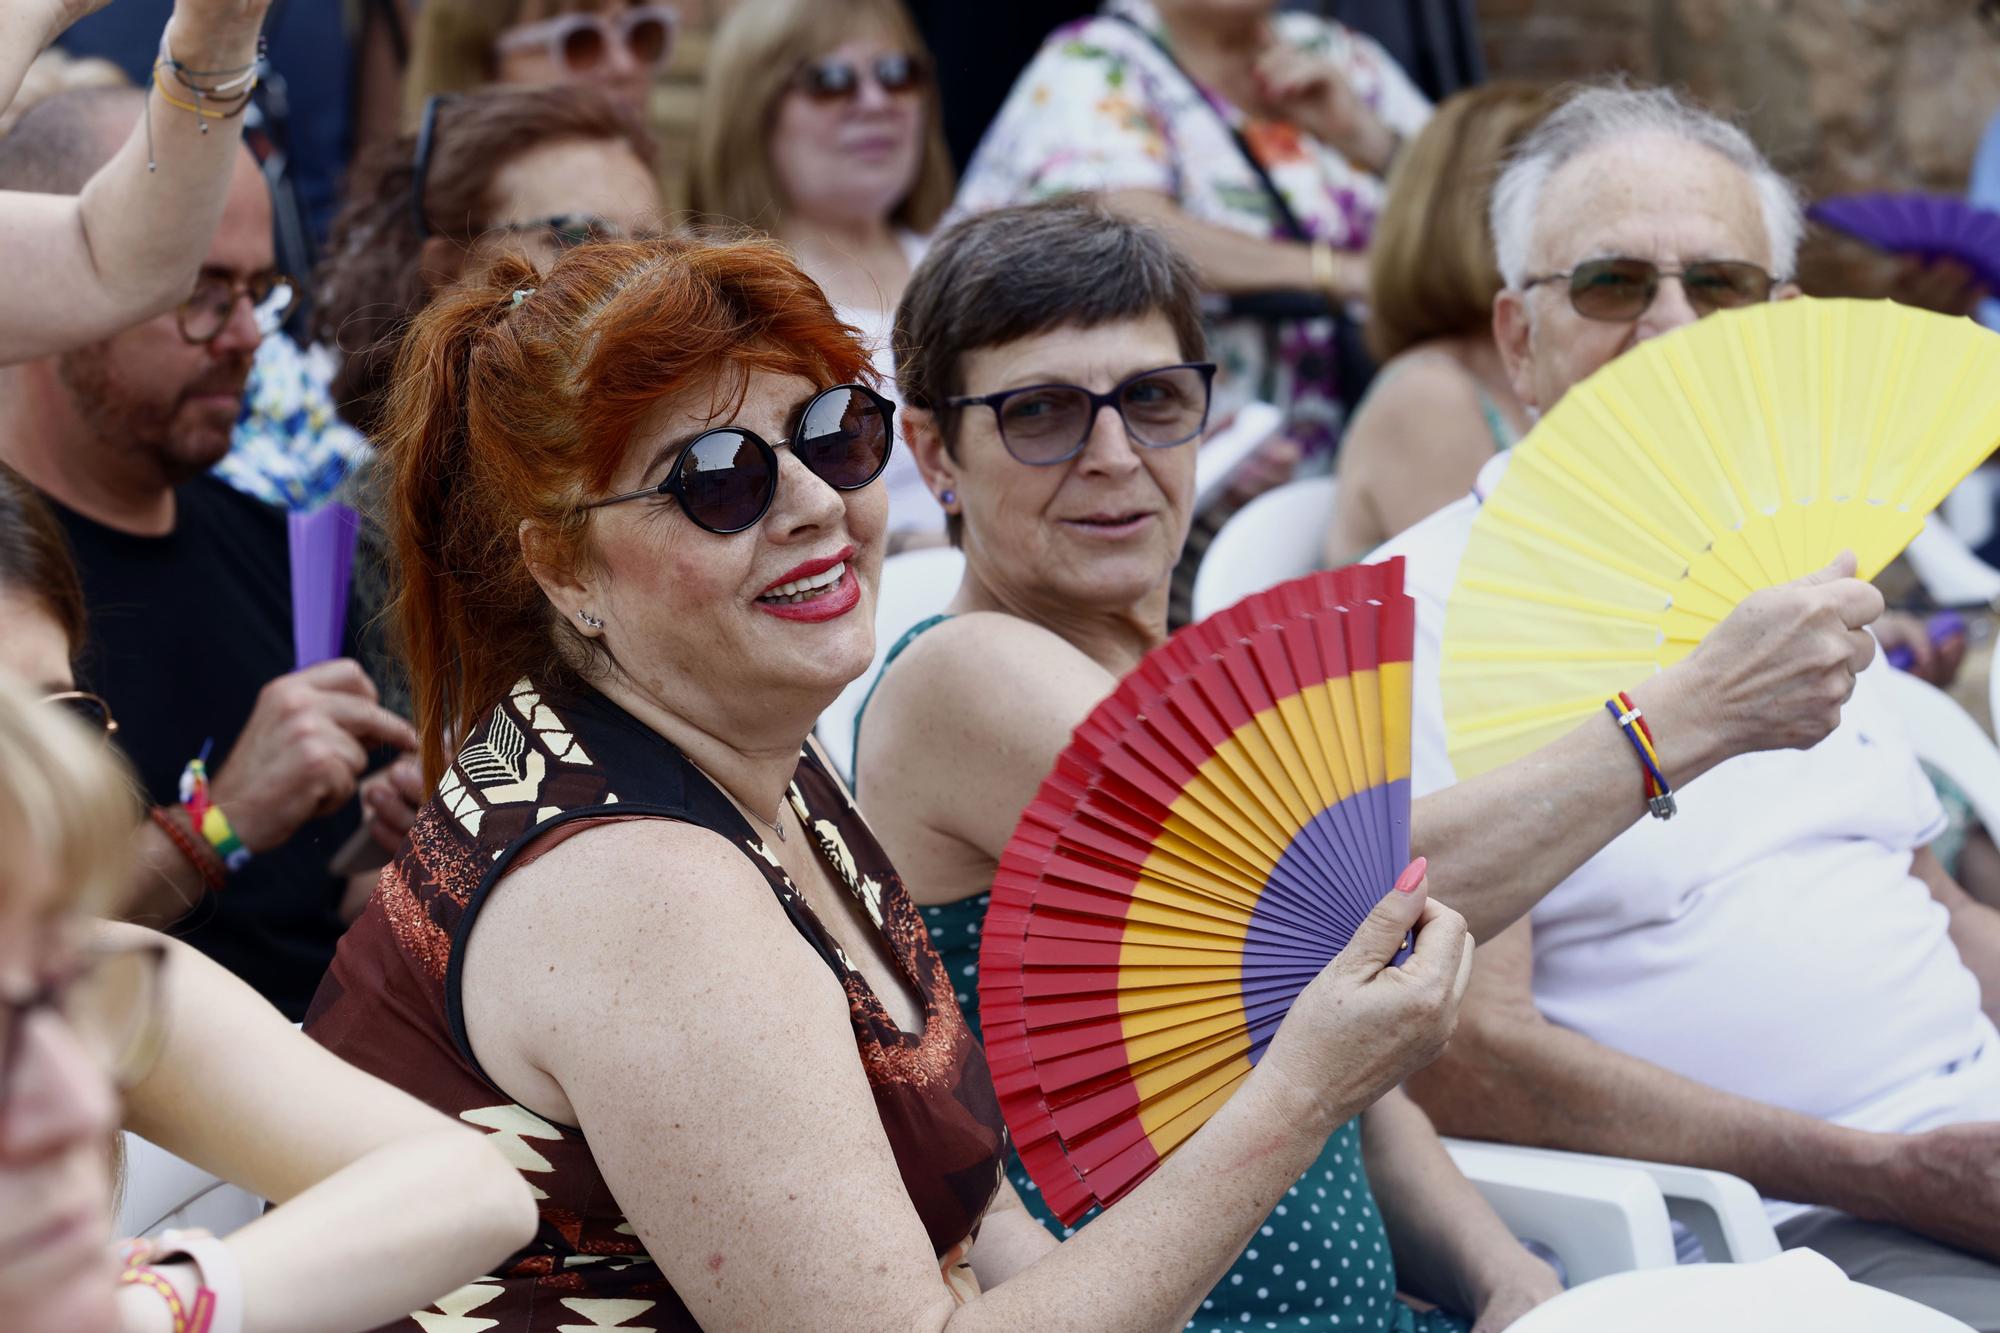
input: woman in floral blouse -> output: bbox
[955,0,1431,460]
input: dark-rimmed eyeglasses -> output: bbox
[580,383,895,534]
[176,270,297,345]
[43,691,118,740]
[410,92,455,240]
[1522,258,1776,323]
[495,6,678,75]
[1,942,168,1115]
[947,362,1217,467]
[490,213,630,251]
[794,53,928,103]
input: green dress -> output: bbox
[857,618,1471,1333]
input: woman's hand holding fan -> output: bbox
[1253,860,1472,1135]
[980,562,1471,1220]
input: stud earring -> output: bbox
[939,489,957,506]
[576,609,604,630]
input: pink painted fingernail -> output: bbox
[1394,857,1427,894]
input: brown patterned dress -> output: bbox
[306,679,1008,1331]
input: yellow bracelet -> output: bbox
[151,64,254,120]
[119,1266,190,1333]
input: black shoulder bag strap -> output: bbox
[1104,12,1309,242]
[1102,12,1378,413]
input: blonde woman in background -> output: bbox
[403,0,681,121]
[1325,82,1554,563]
[694,0,957,548]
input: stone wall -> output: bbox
[1475,0,2000,293]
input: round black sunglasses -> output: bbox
[580,383,895,534]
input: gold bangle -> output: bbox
[1309,239,1341,299]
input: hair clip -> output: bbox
[509,288,537,308]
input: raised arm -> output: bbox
[1419,555,1885,942]
[0,0,273,365]
[475,819,1470,1333]
[1405,918,2000,1265]
[113,924,538,1333]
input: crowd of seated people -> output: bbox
[2,0,1998,1331]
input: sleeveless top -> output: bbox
[855,623,1470,1333]
[306,679,1008,1331]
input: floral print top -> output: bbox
[955,0,1431,456]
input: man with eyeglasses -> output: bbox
[0,89,417,1022]
[1373,83,2000,1328]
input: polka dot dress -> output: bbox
[926,895,1469,1333]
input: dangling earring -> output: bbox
[576,609,604,630]
[939,489,957,507]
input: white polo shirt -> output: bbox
[1377,454,2000,1221]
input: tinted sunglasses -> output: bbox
[1523,257,1776,322]
[581,383,895,533]
[947,362,1217,467]
[43,690,119,739]
[494,6,678,74]
[794,53,928,103]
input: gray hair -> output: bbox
[1490,82,1803,289]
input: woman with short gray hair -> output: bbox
[860,197,1564,1332]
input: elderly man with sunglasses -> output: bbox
[1368,83,2000,1329]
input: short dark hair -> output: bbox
[0,462,86,657]
[893,197,1206,543]
[0,87,145,194]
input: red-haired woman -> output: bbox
[304,234,1472,1331]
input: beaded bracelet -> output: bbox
[1604,691,1677,820]
[147,803,227,893]
[142,25,265,170]
[117,1265,191,1333]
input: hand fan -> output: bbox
[287,501,360,670]
[1808,194,2000,293]
[978,561,1415,1224]
[1443,297,2000,780]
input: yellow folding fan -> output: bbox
[1443,297,2000,779]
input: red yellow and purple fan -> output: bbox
[1444,297,2000,779]
[978,561,1415,1225]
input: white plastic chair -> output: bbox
[817,545,966,783]
[1905,517,2000,609]
[1190,474,1338,620]
[1444,1140,1778,1284]
[116,1132,263,1240]
[1888,668,2000,833]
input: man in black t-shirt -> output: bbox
[0,90,415,1017]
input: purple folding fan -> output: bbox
[1808,194,2000,294]
[288,502,361,670]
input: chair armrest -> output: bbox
[1615,1156,1780,1264]
[1443,1137,1676,1284]
[1447,1139,1779,1268]
[117,1132,265,1239]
